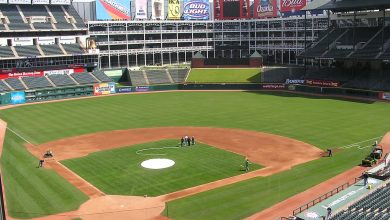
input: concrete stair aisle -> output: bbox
[142,70,150,85]
[2,80,14,90]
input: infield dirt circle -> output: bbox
[25,127,323,220]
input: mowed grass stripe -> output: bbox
[61,140,262,196]
[1,132,88,219]
[0,92,389,219]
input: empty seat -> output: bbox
[168,69,188,83]
[22,76,52,89]
[0,80,11,92]
[92,70,112,82]
[40,44,65,56]
[0,46,15,58]
[62,44,84,54]
[4,78,26,90]
[48,74,76,86]
[128,71,147,86]
[145,70,171,84]
[14,45,41,57]
[71,72,98,84]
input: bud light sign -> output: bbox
[280,0,306,13]
[10,91,26,105]
[183,0,209,20]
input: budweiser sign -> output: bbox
[280,0,306,13]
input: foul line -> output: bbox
[6,127,33,145]
[136,146,180,156]
[339,136,383,150]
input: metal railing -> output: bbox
[292,182,349,216]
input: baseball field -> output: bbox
[0,91,389,219]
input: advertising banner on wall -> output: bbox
[305,79,339,87]
[50,0,71,5]
[8,0,31,4]
[183,0,209,20]
[151,0,164,20]
[135,0,147,19]
[168,0,180,19]
[380,92,390,101]
[0,71,43,80]
[32,0,50,4]
[254,0,277,18]
[96,0,131,20]
[280,0,306,13]
[10,92,26,105]
[93,82,116,95]
[0,0,7,3]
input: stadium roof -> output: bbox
[303,0,390,11]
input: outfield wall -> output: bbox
[0,83,386,107]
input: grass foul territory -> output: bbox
[186,68,261,83]
[0,91,389,219]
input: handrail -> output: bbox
[292,182,349,216]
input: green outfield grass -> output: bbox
[61,140,262,196]
[186,68,261,83]
[0,91,389,219]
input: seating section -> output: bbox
[145,70,171,84]
[33,23,53,30]
[0,81,11,92]
[92,70,112,82]
[22,76,52,89]
[48,74,77,86]
[330,183,390,220]
[50,5,73,30]
[303,29,345,57]
[323,27,380,59]
[62,44,84,54]
[0,24,5,30]
[168,69,189,83]
[40,44,65,56]
[4,78,26,90]
[71,72,98,84]
[14,45,41,57]
[0,46,15,58]
[0,5,31,30]
[19,5,49,17]
[63,5,86,29]
[128,71,147,86]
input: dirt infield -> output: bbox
[24,127,322,220]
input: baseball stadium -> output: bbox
[0,0,390,220]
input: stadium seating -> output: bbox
[0,5,31,30]
[62,44,84,55]
[304,29,345,57]
[19,5,49,17]
[145,70,171,84]
[330,183,390,220]
[4,78,26,90]
[92,70,112,82]
[63,5,86,29]
[33,23,54,30]
[168,69,189,83]
[128,70,147,86]
[14,45,41,57]
[22,76,53,89]
[351,27,390,59]
[0,80,11,92]
[0,46,15,58]
[40,44,65,56]
[50,5,74,30]
[70,72,98,84]
[47,74,77,86]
